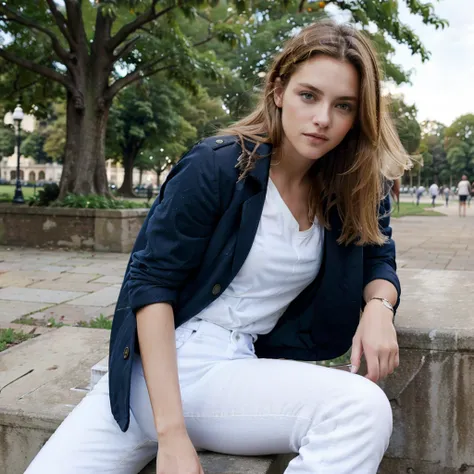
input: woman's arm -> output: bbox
[137,303,186,437]
[138,303,204,474]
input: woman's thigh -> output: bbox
[25,372,156,474]
[181,356,391,456]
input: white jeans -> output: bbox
[26,319,392,473]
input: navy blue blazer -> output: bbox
[108,135,401,432]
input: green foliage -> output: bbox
[0,192,11,202]
[445,114,474,179]
[418,120,449,184]
[0,0,448,196]
[0,328,35,352]
[47,317,64,328]
[77,314,113,330]
[52,194,149,209]
[21,131,48,162]
[387,95,421,155]
[28,182,60,206]
[0,125,15,158]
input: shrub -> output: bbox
[52,194,149,209]
[28,183,60,206]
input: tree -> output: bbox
[387,95,421,155]
[385,95,421,187]
[107,77,226,196]
[0,1,249,197]
[445,114,474,181]
[19,102,66,163]
[0,0,447,197]
[0,125,15,159]
[418,121,449,186]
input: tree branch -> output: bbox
[0,48,73,91]
[193,35,217,47]
[45,0,76,48]
[107,2,176,52]
[5,79,42,100]
[0,5,71,66]
[105,62,173,100]
[113,36,141,61]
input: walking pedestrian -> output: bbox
[457,175,471,217]
[429,182,439,207]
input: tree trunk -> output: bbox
[139,168,143,186]
[59,91,111,198]
[117,151,137,197]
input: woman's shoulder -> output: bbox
[183,135,242,175]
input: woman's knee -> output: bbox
[350,377,393,439]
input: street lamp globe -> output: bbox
[12,104,24,123]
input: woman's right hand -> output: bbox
[156,431,204,474]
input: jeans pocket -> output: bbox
[175,319,202,350]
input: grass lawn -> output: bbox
[392,202,445,218]
[0,185,37,200]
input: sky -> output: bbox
[328,0,474,125]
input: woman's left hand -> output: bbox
[350,300,399,382]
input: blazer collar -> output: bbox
[243,140,273,189]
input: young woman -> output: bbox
[27,19,409,474]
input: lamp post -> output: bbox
[12,104,25,204]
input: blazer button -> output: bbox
[123,346,130,360]
[212,284,221,296]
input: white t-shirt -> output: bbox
[429,184,439,196]
[192,178,324,336]
[457,180,471,196]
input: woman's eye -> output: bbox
[337,103,352,111]
[300,92,314,101]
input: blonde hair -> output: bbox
[220,19,411,245]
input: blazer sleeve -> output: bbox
[128,142,220,313]
[362,194,401,311]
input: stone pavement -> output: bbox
[396,194,474,271]
[0,249,126,328]
[0,205,473,329]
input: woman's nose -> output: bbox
[312,104,331,128]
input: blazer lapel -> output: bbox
[231,142,272,276]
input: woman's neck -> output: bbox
[271,139,314,187]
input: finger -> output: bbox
[364,348,380,382]
[386,351,395,375]
[350,336,363,374]
[393,349,400,370]
[378,351,390,380]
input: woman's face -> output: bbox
[274,55,359,163]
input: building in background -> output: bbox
[1,113,162,188]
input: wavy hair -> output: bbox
[220,19,411,245]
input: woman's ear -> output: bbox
[273,77,284,108]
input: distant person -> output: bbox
[415,185,425,205]
[429,183,439,207]
[457,175,471,217]
[442,186,450,206]
[146,182,154,203]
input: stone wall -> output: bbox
[0,205,148,252]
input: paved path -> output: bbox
[0,203,473,328]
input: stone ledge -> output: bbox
[0,205,148,252]
[0,203,149,218]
